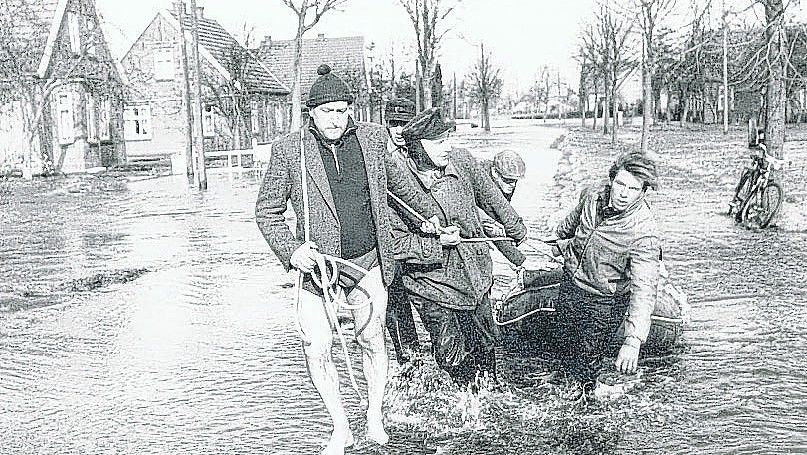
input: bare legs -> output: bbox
[298,266,389,454]
[349,266,389,445]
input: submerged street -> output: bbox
[1,120,806,454]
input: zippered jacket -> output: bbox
[555,186,661,343]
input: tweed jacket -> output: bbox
[255,120,396,289]
[388,148,527,310]
[555,186,661,343]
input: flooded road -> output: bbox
[1,120,806,454]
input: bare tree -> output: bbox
[281,0,348,130]
[636,0,677,155]
[466,42,502,132]
[599,1,638,144]
[397,0,460,110]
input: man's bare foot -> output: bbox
[366,416,389,445]
[320,426,354,455]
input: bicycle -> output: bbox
[728,143,785,229]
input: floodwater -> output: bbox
[1,120,805,454]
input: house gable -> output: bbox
[258,35,366,101]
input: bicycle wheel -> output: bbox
[741,182,783,229]
[729,168,754,218]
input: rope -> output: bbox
[295,127,369,402]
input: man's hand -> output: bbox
[290,241,321,273]
[480,217,505,237]
[439,225,461,246]
[615,338,640,374]
[420,215,441,235]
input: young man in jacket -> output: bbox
[255,64,392,454]
[551,152,661,395]
[387,108,527,387]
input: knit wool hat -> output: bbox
[306,64,354,108]
[385,98,416,123]
[401,107,454,144]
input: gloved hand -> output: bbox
[290,241,321,273]
[439,225,461,246]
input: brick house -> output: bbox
[0,0,126,175]
[257,34,370,121]
[119,6,289,164]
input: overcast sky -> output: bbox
[95,0,805,94]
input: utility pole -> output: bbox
[722,4,729,135]
[189,0,207,189]
[453,72,457,119]
[175,1,194,176]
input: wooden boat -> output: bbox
[493,266,688,356]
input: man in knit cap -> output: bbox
[256,64,392,453]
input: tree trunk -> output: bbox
[482,98,490,132]
[611,82,618,144]
[680,93,689,128]
[290,32,304,131]
[641,59,652,153]
[765,0,786,160]
[603,90,610,135]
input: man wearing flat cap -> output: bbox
[386,107,527,387]
[256,64,392,453]
[382,97,423,366]
[479,150,529,268]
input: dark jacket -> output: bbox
[388,148,527,310]
[255,120,396,290]
[478,159,526,267]
[555,186,660,342]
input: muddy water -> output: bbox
[1,121,805,454]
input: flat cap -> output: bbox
[493,150,526,180]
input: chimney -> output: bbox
[196,6,204,19]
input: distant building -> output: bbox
[0,0,127,175]
[119,6,289,164]
[257,34,370,121]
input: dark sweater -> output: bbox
[309,120,376,260]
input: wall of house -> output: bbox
[122,12,290,159]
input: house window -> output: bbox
[274,103,284,135]
[99,96,112,141]
[68,12,81,55]
[153,47,174,81]
[202,105,214,137]
[124,104,151,140]
[57,92,74,144]
[86,93,97,143]
[251,100,262,136]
